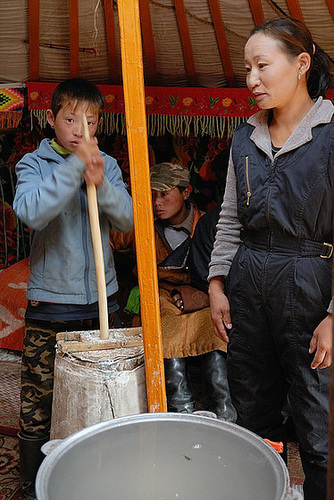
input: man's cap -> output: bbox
[150,162,190,191]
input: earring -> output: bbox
[298,72,301,80]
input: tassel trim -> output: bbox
[31,110,246,138]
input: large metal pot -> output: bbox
[36,413,298,500]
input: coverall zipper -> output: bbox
[80,189,92,303]
[245,156,251,206]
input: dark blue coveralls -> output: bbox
[226,115,334,500]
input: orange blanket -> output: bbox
[0,258,29,351]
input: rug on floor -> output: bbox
[0,360,21,436]
[0,434,21,499]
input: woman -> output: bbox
[208,17,333,500]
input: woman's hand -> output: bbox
[209,277,231,344]
[309,314,332,369]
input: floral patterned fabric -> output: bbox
[27,82,263,117]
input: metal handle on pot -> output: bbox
[41,439,63,456]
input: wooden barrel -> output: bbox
[50,328,147,440]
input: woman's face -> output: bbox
[244,33,300,110]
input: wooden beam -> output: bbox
[173,0,196,86]
[208,0,236,87]
[285,0,304,21]
[248,0,265,26]
[69,0,79,77]
[103,0,120,83]
[139,0,158,84]
[29,0,40,81]
[325,0,334,21]
[117,0,167,413]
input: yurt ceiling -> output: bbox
[1,0,334,88]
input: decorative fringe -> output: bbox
[31,110,246,138]
[31,109,48,130]
[147,115,246,138]
[0,112,23,131]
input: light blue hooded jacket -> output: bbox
[14,138,134,304]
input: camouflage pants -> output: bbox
[20,318,101,438]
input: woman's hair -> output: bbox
[51,78,105,118]
[250,17,333,98]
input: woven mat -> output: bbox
[0,360,21,436]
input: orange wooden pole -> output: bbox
[103,0,120,83]
[69,0,80,77]
[117,0,167,413]
[285,0,304,21]
[326,0,334,21]
[173,0,196,86]
[208,0,236,87]
[29,0,40,81]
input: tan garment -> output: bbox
[156,205,227,358]
[110,205,227,357]
[159,287,226,358]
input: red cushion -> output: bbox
[0,258,29,351]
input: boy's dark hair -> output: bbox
[51,78,105,118]
[250,17,333,98]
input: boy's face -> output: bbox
[47,102,101,153]
[152,187,190,225]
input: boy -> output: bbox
[112,162,235,420]
[13,78,133,499]
[150,163,235,420]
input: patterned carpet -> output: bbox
[0,358,21,499]
[0,434,21,499]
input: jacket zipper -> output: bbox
[245,156,251,206]
[80,189,91,303]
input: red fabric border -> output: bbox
[28,82,262,117]
[27,82,334,118]
[28,82,257,117]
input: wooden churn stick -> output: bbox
[82,114,109,340]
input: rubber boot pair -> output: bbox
[18,432,49,500]
[200,350,237,422]
[164,358,195,413]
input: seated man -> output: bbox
[112,162,236,420]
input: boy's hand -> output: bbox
[75,137,105,186]
[84,152,105,186]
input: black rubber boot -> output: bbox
[200,350,237,422]
[18,432,49,500]
[164,358,195,413]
